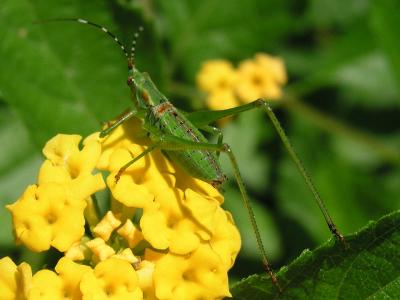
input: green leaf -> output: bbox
[306,0,369,28]
[0,108,41,248]
[0,1,116,146]
[231,210,400,299]
[286,22,375,96]
[0,0,165,148]
[333,51,399,107]
[371,0,400,92]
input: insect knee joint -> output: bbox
[255,99,266,107]
[222,143,231,153]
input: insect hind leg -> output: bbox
[187,99,345,245]
[199,125,224,158]
[154,134,281,292]
[260,100,345,245]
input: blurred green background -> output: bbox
[0,0,399,281]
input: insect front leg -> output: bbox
[115,142,161,182]
[100,108,138,138]
[187,100,346,245]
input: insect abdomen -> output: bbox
[149,102,225,186]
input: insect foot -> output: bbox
[115,170,122,183]
[329,223,347,248]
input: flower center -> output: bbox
[252,75,263,86]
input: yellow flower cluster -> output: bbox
[1,118,241,300]
[197,53,287,110]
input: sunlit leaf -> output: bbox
[231,210,400,299]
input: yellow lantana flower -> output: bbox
[117,219,144,248]
[136,260,156,300]
[206,89,239,111]
[255,53,287,85]
[196,60,238,93]
[86,237,116,262]
[80,258,143,300]
[197,53,287,111]
[153,243,232,300]
[42,134,102,178]
[28,257,92,300]
[7,134,105,252]
[141,188,213,254]
[236,53,286,101]
[112,248,140,264]
[0,257,32,300]
[3,118,241,300]
[55,257,92,300]
[7,183,88,252]
[29,269,64,300]
[93,211,122,241]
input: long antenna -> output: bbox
[36,18,131,65]
[130,26,144,66]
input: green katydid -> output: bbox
[40,17,345,291]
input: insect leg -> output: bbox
[154,134,281,291]
[115,142,161,182]
[185,100,260,127]
[199,125,224,158]
[262,101,345,245]
[188,100,345,245]
[100,109,137,138]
